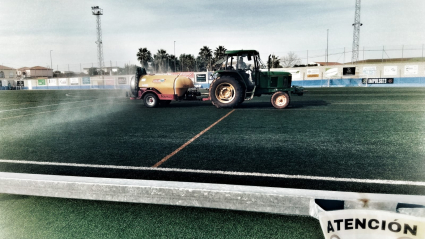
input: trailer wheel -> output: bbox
[271,91,290,109]
[210,76,244,108]
[144,93,159,108]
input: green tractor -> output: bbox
[209,50,303,109]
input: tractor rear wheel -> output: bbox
[271,91,290,109]
[144,93,159,108]
[210,76,244,108]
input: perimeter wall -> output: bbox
[2,62,425,90]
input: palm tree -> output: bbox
[179,54,196,72]
[199,46,213,71]
[136,48,152,69]
[169,55,178,72]
[154,49,168,73]
[268,55,283,68]
[214,46,227,61]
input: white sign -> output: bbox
[48,79,57,86]
[70,78,79,85]
[404,65,418,75]
[59,78,68,86]
[384,66,398,76]
[319,209,425,239]
[362,66,377,76]
[287,70,301,79]
[325,68,339,77]
[307,68,320,78]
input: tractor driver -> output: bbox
[237,56,247,70]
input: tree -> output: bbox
[267,55,283,68]
[168,54,179,72]
[153,49,169,73]
[280,52,301,68]
[136,48,152,69]
[122,64,138,75]
[88,67,98,76]
[196,56,206,72]
[179,54,196,72]
[199,46,213,71]
[213,46,227,62]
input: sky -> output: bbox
[1,0,425,72]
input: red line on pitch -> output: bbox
[152,109,236,168]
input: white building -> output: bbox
[17,66,53,78]
[0,65,17,79]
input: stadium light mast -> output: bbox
[351,0,363,64]
[92,6,105,78]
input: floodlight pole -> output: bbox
[50,50,53,70]
[174,41,176,72]
[92,6,105,78]
[351,0,362,64]
[326,29,329,66]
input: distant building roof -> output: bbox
[355,57,425,64]
[0,65,16,70]
[18,67,30,71]
[30,66,51,70]
[314,62,343,66]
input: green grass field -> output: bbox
[1,87,425,238]
[1,88,425,194]
[0,194,323,239]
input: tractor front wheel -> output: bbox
[271,91,290,109]
[210,76,244,108]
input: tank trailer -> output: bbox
[129,50,303,109]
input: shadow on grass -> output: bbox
[237,100,330,109]
[134,99,329,109]
[289,100,330,109]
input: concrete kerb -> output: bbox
[1,172,424,218]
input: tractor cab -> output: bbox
[214,50,264,92]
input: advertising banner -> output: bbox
[70,78,79,85]
[82,77,90,85]
[38,79,46,86]
[58,78,67,86]
[325,68,339,77]
[48,79,57,86]
[362,66,377,76]
[118,77,127,84]
[362,78,394,84]
[307,69,320,78]
[104,77,115,85]
[287,70,301,80]
[343,67,356,76]
[105,80,115,85]
[384,66,398,76]
[404,65,418,75]
[196,74,207,82]
[319,209,425,239]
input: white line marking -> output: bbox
[1,159,424,186]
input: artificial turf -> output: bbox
[0,88,425,195]
[0,194,324,239]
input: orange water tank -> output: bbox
[138,74,194,97]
